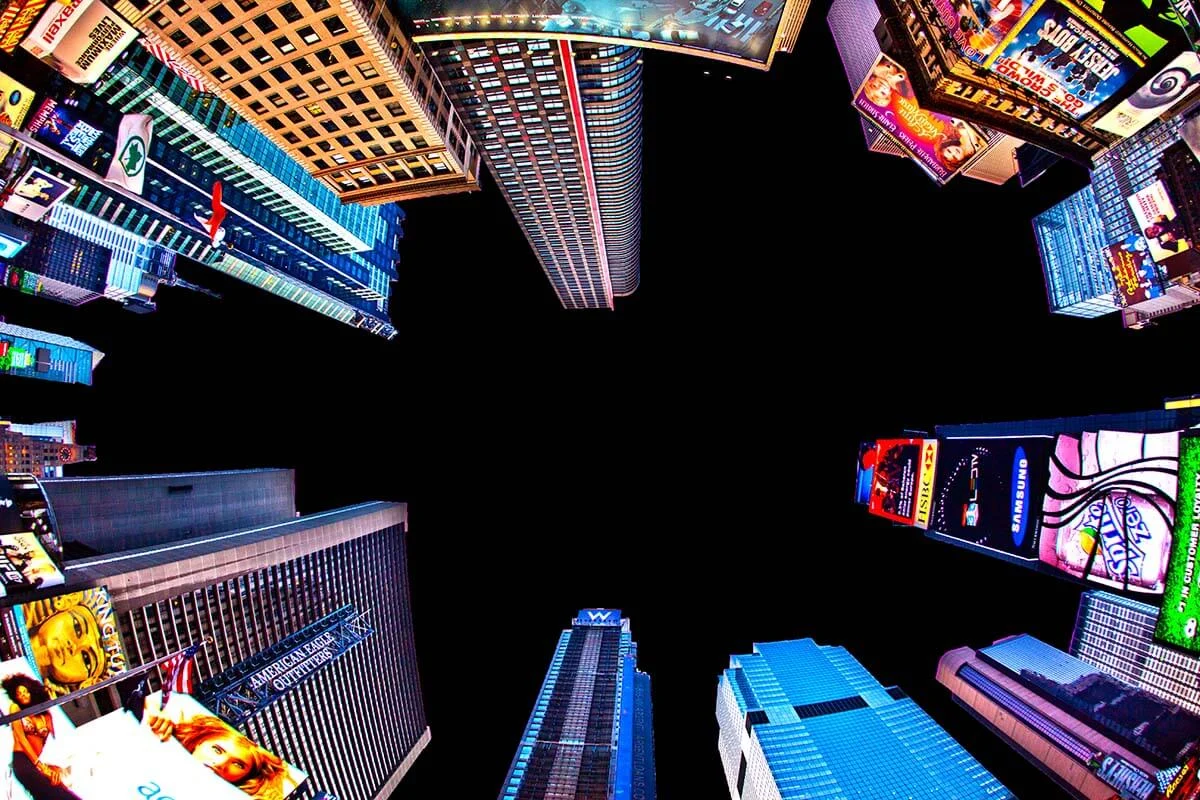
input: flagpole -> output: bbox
[0,636,213,727]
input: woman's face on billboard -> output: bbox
[32,607,104,685]
[193,733,253,784]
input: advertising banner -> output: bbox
[854,53,993,184]
[1160,755,1200,799]
[1128,180,1200,279]
[397,0,790,66]
[867,438,938,526]
[931,0,1032,64]
[105,113,152,193]
[20,0,137,85]
[1096,51,1200,138]
[856,440,877,505]
[16,587,128,698]
[0,474,63,595]
[1095,754,1156,800]
[2,166,74,221]
[0,655,78,800]
[984,0,1143,119]
[1156,435,1200,652]
[0,0,51,52]
[3,265,41,294]
[1104,235,1165,306]
[0,70,34,129]
[931,437,1052,559]
[1041,430,1178,593]
[26,98,103,158]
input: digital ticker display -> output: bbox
[399,0,794,66]
[930,437,1052,559]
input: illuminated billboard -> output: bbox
[20,0,137,84]
[26,98,103,158]
[0,655,79,799]
[867,438,938,527]
[1156,435,1200,653]
[2,166,74,221]
[1041,430,1178,593]
[399,0,794,66]
[1105,235,1165,306]
[854,53,993,184]
[930,0,1028,64]
[855,440,876,505]
[930,437,1052,560]
[0,71,34,130]
[1096,51,1200,138]
[1127,180,1200,280]
[0,0,51,52]
[983,0,1143,119]
[0,474,64,595]
[16,587,128,698]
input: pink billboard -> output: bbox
[1040,430,1178,593]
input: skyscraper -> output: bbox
[716,638,1014,799]
[940,634,1191,799]
[1071,590,1200,717]
[114,0,481,204]
[0,321,103,386]
[1032,185,1118,319]
[498,609,657,800]
[0,419,96,478]
[0,470,428,800]
[429,40,643,307]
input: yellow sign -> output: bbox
[0,71,35,129]
[914,439,938,530]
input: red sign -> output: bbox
[0,0,51,52]
[867,438,937,526]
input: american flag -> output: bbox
[160,641,204,708]
[139,38,206,93]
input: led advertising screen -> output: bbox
[0,655,79,800]
[855,440,876,505]
[0,474,64,595]
[984,0,1143,119]
[2,166,74,221]
[1156,435,1200,652]
[1127,180,1200,280]
[1105,235,1165,306]
[398,0,793,66]
[1096,51,1200,138]
[0,0,51,52]
[930,436,1052,560]
[20,0,137,84]
[16,587,128,698]
[867,438,938,527]
[854,53,994,184]
[25,98,103,158]
[930,0,1030,64]
[0,70,34,130]
[1041,430,1178,593]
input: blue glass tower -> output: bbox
[498,609,656,800]
[716,639,1014,799]
[1032,185,1118,318]
[0,322,104,386]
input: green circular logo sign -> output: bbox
[119,135,146,178]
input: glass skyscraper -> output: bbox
[1071,590,1200,717]
[716,638,1014,799]
[1032,185,1118,318]
[0,322,104,386]
[498,609,656,800]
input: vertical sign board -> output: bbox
[1157,435,1200,651]
[868,439,938,528]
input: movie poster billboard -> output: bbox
[15,587,127,698]
[1127,180,1200,279]
[26,98,103,158]
[931,436,1052,559]
[1096,51,1200,138]
[0,474,64,595]
[0,71,34,130]
[1105,235,1165,306]
[984,0,1143,119]
[931,0,1032,64]
[2,166,74,221]
[1157,435,1200,652]
[1041,430,1178,593]
[20,0,137,85]
[867,438,938,527]
[854,53,994,184]
[0,655,79,800]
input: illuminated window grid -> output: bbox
[121,0,480,204]
[115,521,426,800]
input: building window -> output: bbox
[335,134,352,146]
[283,131,299,143]
[191,47,212,65]
[372,83,392,99]
[306,102,325,116]
[188,16,211,35]
[313,158,328,168]
[347,89,368,104]
[235,0,257,10]
[385,101,404,116]
[398,119,418,133]
[298,145,314,156]
[250,46,271,63]
[332,69,351,86]
[267,92,286,107]
[326,96,346,111]
[151,11,169,26]
[250,75,269,91]
[357,63,377,79]
[229,56,250,72]
[297,25,320,44]
[377,125,394,137]
[169,30,192,47]
[293,57,314,75]
[253,13,277,32]
[322,15,348,36]
[340,40,363,59]
[167,0,189,13]
[273,35,295,54]
[321,119,338,132]
[288,85,310,100]
[211,36,231,54]
[310,76,329,92]
[231,25,253,43]
[306,0,329,9]
[210,1,234,21]
[211,65,231,82]
[266,117,285,129]
[341,113,360,127]
[277,2,302,22]
[230,84,250,99]
[285,110,303,123]
[249,100,267,113]
[269,66,290,82]
[363,107,381,122]
[300,124,318,137]
[356,129,373,143]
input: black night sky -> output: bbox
[5,3,1200,797]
